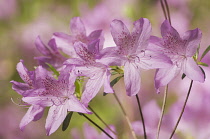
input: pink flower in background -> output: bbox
[35,36,67,69]
[149,20,204,92]
[52,17,103,58]
[71,123,116,139]
[132,101,179,139]
[110,18,172,96]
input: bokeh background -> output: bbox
[1,0,210,138]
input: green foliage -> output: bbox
[62,112,74,131]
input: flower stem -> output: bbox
[88,106,117,135]
[80,113,114,139]
[160,0,171,24]
[169,80,194,139]
[164,0,171,24]
[113,93,137,139]
[156,85,168,139]
[136,94,147,139]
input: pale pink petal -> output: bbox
[161,20,180,40]
[81,70,105,106]
[148,36,164,52]
[138,50,172,70]
[10,81,30,96]
[45,105,67,136]
[64,58,85,66]
[35,36,51,56]
[88,30,102,42]
[22,95,56,106]
[132,18,151,52]
[124,62,141,96]
[110,19,131,52]
[20,105,44,131]
[74,42,94,62]
[87,40,100,55]
[183,58,205,82]
[52,32,76,57]
[103,69,114,94]
[16,60,34,86]
[67,95,91,114]
[182,28,202,57]
[155,65,181,92]
[70,17,86,37]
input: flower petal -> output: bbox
[132,18,151,52]
[70,17,86,37]
[74,42,94,62]
[155,65,181,92]
[35,36,51,56]
[182,28,202,57]
[110,19,131,53]
[183,58,205,82]
[52,32,76,57]
[20,105,44,131]
[161,20,180,40]
[124,62,141,96]
[81,69,105,106]
[137,50,172,70]
[10,81,30,96]
[45,105,67,136]
[16,60,34,86]
[67,95,91,114]
[103,69,114,94]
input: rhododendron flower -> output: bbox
[34,36,67,69]
[10,60,45,130]
[110,18,172,96]
[149,20,205,91]
[52,17,103,58]
[11,61,91,135]
[65,40,118,106]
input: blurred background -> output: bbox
[1,0,210,138]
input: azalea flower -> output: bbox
[110,18,172,96]
[64,40,118,106]
[10,60,45,131]
[34,36,67,69]
[149,20,205,91]
[11,61,91,135]
[52,17,103,58]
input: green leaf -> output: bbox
[46,63,60,77]
[197,61,209,67]
[200,45,210,60]
[62,112,74,131]
[181,73,186,80]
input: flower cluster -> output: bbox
[11,17,205,136]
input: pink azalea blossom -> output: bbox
[110,18,172,96]
[34,36,67,69]
[52,17,103,58]
[11,61,91,135]
[10,60,45,131]
[149,20,205,92]
[65,40,119,106]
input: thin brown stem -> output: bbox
[136,94,147,139]
[160,0,168,20]
[156,85,168,139]
[113,93,137,139]
[81,113,114,139]
[169,80,193,139]
[164,0,171,24]
[88,106,117,135]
